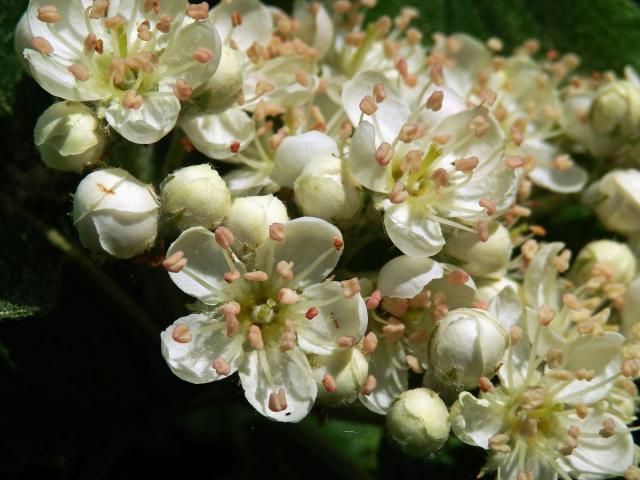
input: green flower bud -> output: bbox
[571,239,636,285]
[312,348,369,407]
[34,101,105,172]
[195,46,243,113]
[592,80,640,135]
[161,164,231,233]
[387,388,450,458]
[226,194,288,248]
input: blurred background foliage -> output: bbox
[1,1,639,479]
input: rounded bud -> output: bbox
[474,276,519,302]
[571,239,636,285]
[293,156,362,224]
[591,80,640,136]
[584,170,640,236]
[160,164,231,233]
[443,223,512,277]
[34,102,105,172]
[311,349,369,406]
[429,308,507,389]
[72,168,159,258]
[225,195,288,248]
[195,46,243,113]
[386,388,450,458]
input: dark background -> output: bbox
[2,1,640,478]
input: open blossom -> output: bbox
[359,255,476,414]
[161,217,367,422]
[24,0,221,143]
[346,71,518,256]
[451,294,633,479]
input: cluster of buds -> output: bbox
[19,0,640,474]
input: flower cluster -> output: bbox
[20,0,640,476]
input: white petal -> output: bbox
[93,209,157,258]
[255,217,342,287]
[497,450,558,480]
[358,339,408,414]
[181,107,255,160]
[105,93,180,144]
[417,85,466,128]
[224,166,273,196]
[159,19,222,90]
[24,50,104,101]
[561,409,634,479]
[272,131,338,187]
[293,0,333,58]
[551,332,625,405]
[160,313,245,384]
[384,201,445,257]
[295,282,368,355]
[348,121,390,193]
[521,139,588,193]
[239,347,317,423]
[450,392,504,448]
[341,70,411,143]
[377,256,444,299]
[523,242,565,310]
[27,0,93,60]
[211,0,273,50]
[426,263,477,310]
[166,227,234,304]
[439,34,492,97]
[489,286,523,331]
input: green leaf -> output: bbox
[371,0,640,72]
[0,0,27,117]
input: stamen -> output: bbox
[268,388,288,412]
[598,419,616,438]
[382,318,405,340]
[537,304,556,326]
[366,290,381,310]
[509,325,523,345]
[122,90,143,109]
[431,133,451,145]
[162,250,188,273]
[143,0,161,14]
[244,271,269,282]
[83,33,103,54]
[375,142,394,166]
[172,323,192,343]
[360,374,376,395]
[337,336,355,347]
[192,47,215,64]
[322,373,338,392]
[214,226,234,249]
[37,5,60,23]
[487,37,503,52]
[359,95,378,116]
[398,123,426,143]
[305,307,319,320]
[156,15,173,33]
[575,404,588,419]
[333,237,344,250]
[621,359,639,378]
[479,198,497,216]
[294,69,309,87]
[89,0,109,19]
[31,36,54,55]
[469,115,491,137]
[279,331,296,352]
[212,357,231,376]
[105,15,125,30]
[476,220,489,242]
[373,83,387,102]
[278,288,300,305]
[186,2,210,20]
[224,270,240,283]
[107,58,126,84]
[248,325,264,350]
[406,355,423,373]
[276,261,294,280]
[488,433,511,453]
[504,155,524,169]
[575,368,595,381]
[407,329,429,343]
[429,63,444,85]
[341,278,361,298]
[231,11,243,27]
[269,223,286,241]
[255,81,274,96]
[545,348,563,368]
[426,90,444,111]
[173,79,193,101]
[447,270,469,285]
[68,64,90,81]
[137,20,152,41]
[454,156,479,172]
[478,376,494,392]
[362,332,378,354]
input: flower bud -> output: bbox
[622,276,640,340]
[34,102,105,172]
[225,194,288,247]
[591,80,640,135]
[293,156,362,224]
[571,240,636,285]
[429,308,507,389]
[160,164,231,233]
[311,349,369,406]
[443,223,512,277]
[583,170,640,236]
[195,46,243,113]
[387,388,450,458]
[72,168,159,258]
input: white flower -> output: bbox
[160,164,230,233]
[386,388,450,458]
[450,324,632,480]
[358,255,476,414]
[72,167,159,258]
[225,194,288,249]
[160,217,368,422]
[347,77,518,256]
[591,80,640,135]
[24,0,221,144]
[429,308,508,389]
[443,222,513,277]
[583,170,640,236]
[34,101,105,171]
[571,240,637,286]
